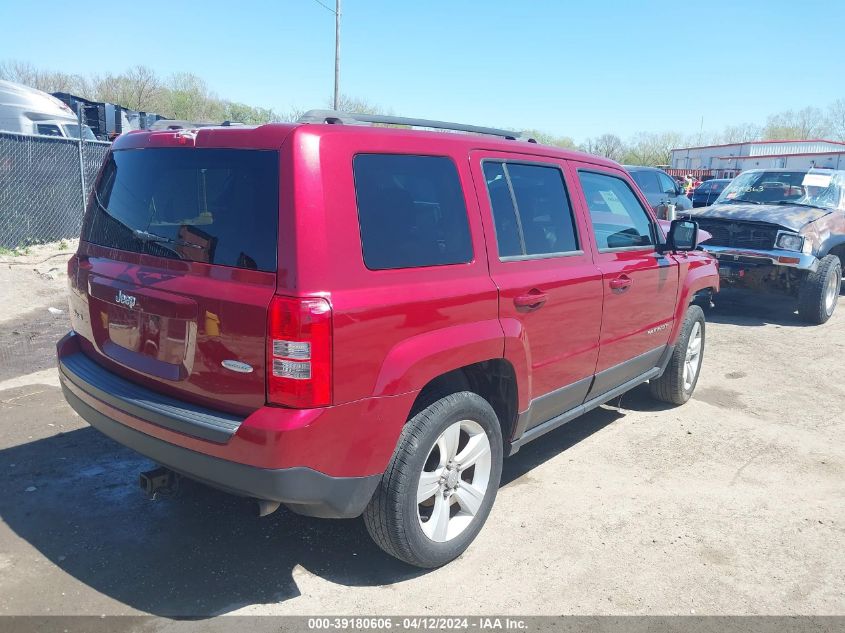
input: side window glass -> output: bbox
[578,171,655,250]
[353,154,473,270]
[630,170,661,194]
[37,124,62,137]
[483,162,522,257]
[483,161,579,258]
[658,172,677,194]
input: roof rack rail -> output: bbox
[297,109,536,142]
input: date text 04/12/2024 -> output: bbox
[306,617,528,630]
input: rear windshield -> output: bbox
[83,148,279,271]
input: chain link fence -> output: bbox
[0,132,110,249]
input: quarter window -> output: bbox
[578,171,655,250]
[353,154,473,270]
[483,161,579,258]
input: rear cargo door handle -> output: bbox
[514,290,548,310]
[609,275,633,292]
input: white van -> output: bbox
[0,79,96,139]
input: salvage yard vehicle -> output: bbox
[625,165,693,213]
[0,79,96,139]
[57,110,719,568]
[689,168,844,323]
[691,178,731,208]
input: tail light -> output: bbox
[67,254,79,291]
[267,296,332,408]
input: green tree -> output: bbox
[763,107,830,140]
[827,100,845,142]
[522,129,575,148]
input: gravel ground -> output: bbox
[0,245,843,618]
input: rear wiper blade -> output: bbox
[133,229,204,249]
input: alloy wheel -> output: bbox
[417,419,492,543]
[824,268,841,315]
[684,321,703,391]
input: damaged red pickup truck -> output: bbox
[58,111,720,567]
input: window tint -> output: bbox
[483,161,578,258]
[578,171,655,250]
[83,148,279,271]
[629,170,661,194]
[353,154,472,270]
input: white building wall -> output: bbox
[671,145,744,170]
[747,141,845,156]
[723,153,845,172]
[671,141,845,175]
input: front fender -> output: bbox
[669,252,719,343]
[817,232,845,259]
[372,319,505,397]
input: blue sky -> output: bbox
[2,0,842,141]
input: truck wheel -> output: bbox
[363,391,503,568]
[798,255,842,324]
[649,305,705,405]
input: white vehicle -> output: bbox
[0,79,96,140]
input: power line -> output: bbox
[310,0,336,14]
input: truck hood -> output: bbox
[688,203,831,232]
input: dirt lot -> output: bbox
[0,244,843,618]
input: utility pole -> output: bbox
[334,0,341,110]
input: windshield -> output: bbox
[61,123,96,140]
[83,148,279,271]
[714,170,845,210]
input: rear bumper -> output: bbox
[61,382,378,517]
[56,332,402,518]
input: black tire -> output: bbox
[798,255,842,324]
[649,305,705,405]
[363,391,503,568]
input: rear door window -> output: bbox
[578,171,655,250]
[483,161,579,258]
[83,148,279,271]
[353,154,473,270]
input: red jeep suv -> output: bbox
[58,111,719,567]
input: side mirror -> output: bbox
[666,218,698,251]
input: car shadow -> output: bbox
[0,412,418,617]
[706,288,821,327]
[1,387,621,618]
[501,405,623,485]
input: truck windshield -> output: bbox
[61,123,96,140]
[715,170,844,210]
[83,148,279,271]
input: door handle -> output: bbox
[514,290,548,310]
[609,275,633,292]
